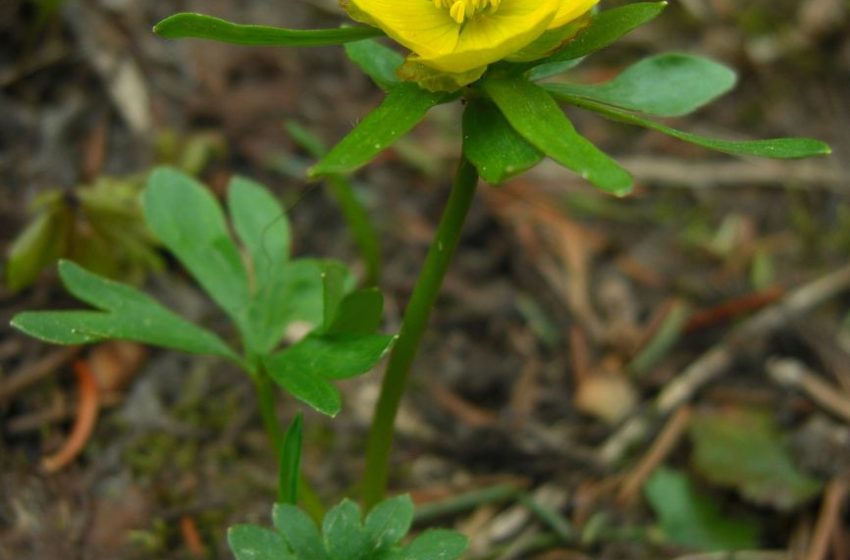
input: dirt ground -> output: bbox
[2,1,850,559]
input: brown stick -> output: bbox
[616,406,694,505]
[0,346,79,403]
[600,264,850,465]
[804,477,848,560]
[41,360,101,473]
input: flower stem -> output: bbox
[253,372,325,520]
[362,157,479,509]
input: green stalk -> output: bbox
[253,372,325,520]
[362,158,479,509]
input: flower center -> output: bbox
[431,0,501,24]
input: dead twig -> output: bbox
[768,358,850,423]
[0,346,79,403]
[41,359,101,473]
[616,406,694,506]
[804,477,848,560]
[600,264,850,465]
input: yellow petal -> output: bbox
[419,0,563,73]
[344,0,460,61]
[548,0,599,29]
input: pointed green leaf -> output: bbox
[551,93,832,159]
[273,504,328,560]
[529,2,667,70]
[11,261,239,361]
[227,525,294,560]
[310,84,447,177]
[645,467,760,551]
[528,58,583,82]
[326,288,385,335]
[278,413,303,505]
[481,76,633,194]
[143,168,250,326]
[365,495,414,551]
[463,98,543,184]
[402,529,468,560]
[267,332,395,381]
[264,353,342,416]
[154,13,382,46]
[547,53,737,117]
[344,39,404,91]
[323,500,370,560]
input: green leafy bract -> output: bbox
[463,98,543,184]
[481,76,633,195]
[154,13,383,46]
[310,84,450,177]
[545,53,737,117]
[552,93,832,159]
[229,496,467,560]
[345,39,404,91]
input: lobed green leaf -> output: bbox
[154,13,382,46]
[228,525,294,560]
[273,504,328,560]
[11,261,239,362]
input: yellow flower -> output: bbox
[342,0,598,88]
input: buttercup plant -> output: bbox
[12,0,831,557]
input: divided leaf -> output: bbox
[154,13,382,46]
[323,500,371,560]
[401,529,468,560]
[545,53,737,117]
[274,504,329,560]
[481,76,633,194]
[310,84,448,177]
[365,495,415,552]
[463,98,543,184]
[645,467,760,552]
[11,261,239,362]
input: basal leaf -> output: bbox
[645,467,760,551]
[463,98,543,184]
[310,84,447,177]
[546,53,737,117]
[155,13,382,46]
[401,529,468,560]
[528,2,666,70]
[326,288,385,335]
[267,332,395,381]
[323,500,370,560]
[11,261,239,361]
[364,495,414,551]
[143,168,250,327]
[551,93,832,159]
[482,76,633,194]
[228,525,294,560]
[273,504,328,560]
[264,353,342,416]
[344,39,404,91]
